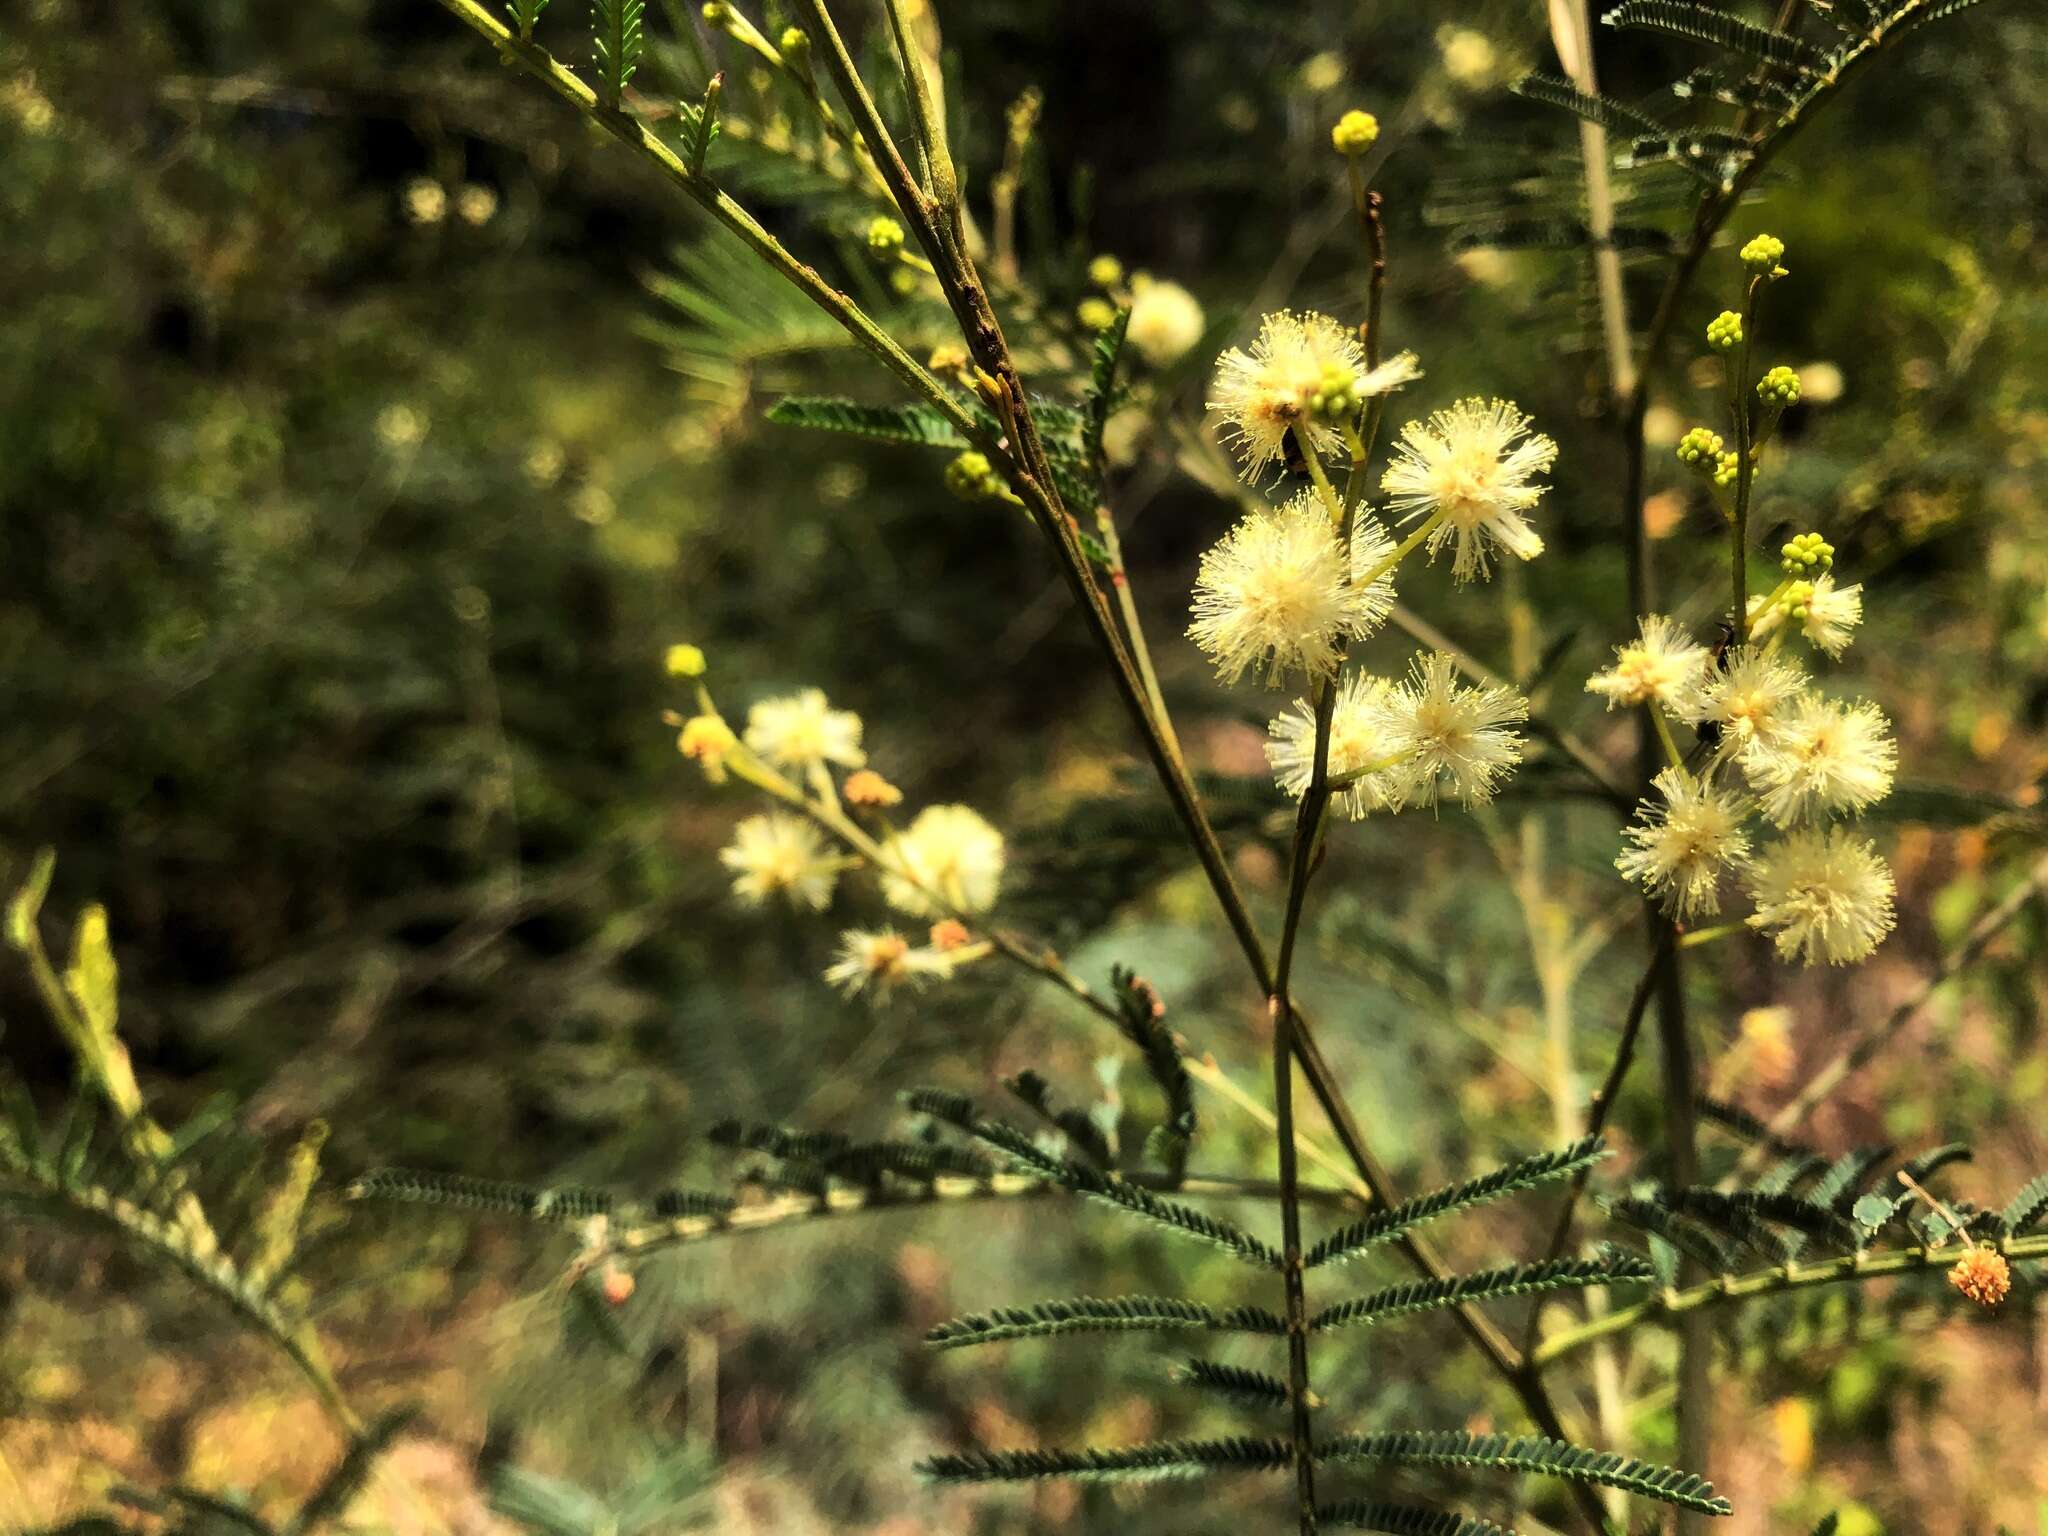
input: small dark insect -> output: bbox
[1696,616,1741,752]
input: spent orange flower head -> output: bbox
[843,768,904,807]
[1948,1246,2011,1309]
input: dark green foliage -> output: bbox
[1306,1256,1652,1335]
[1602,1,1821,74]
[2000,1172,2048,1236]
[1511,73,1673,140]
[1664,1188,1860,1254]
[925,1295,1285,1348]
[1316,1504,1515,1536]
[1169,1358,1291,1409]
[1304,1138,1606,1269]
[1900,1143,1974,1187]
[591,0,645,105]
[678,73,723,176]
[1314,1432,1733,1515]
[1811,1516,1839,1536]
[345,1168,615,1222]
[1081,307,1130,475]
[1755,1152,1829,1197]
[763,397,972,450]
[707,1118,994,1182]
[1696,1094,1801,1153]
[1004,1069,1112,1166]
[649,1189,738,1218]
[507,0,550,41]
[1895,0,1992,35]
[1810,1146,1897,1213]
[1609,1195,1735,1274]
[1111,965,1196,1179]
[285,1410,420,1536]
[918,1436,1290,1483]
[909,1088,1275,1266]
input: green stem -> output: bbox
[1677,921,1745,949]
[1535,1233,2048,1369]
[877,0,955,212]
[1300,446,1344,521]
[1093,505,1184,763]
[1269,673,1336,1536]
[1358,508,1446,590]
[1648,703,1685,772]
[604,1167,1366,1260]
[1729,276,1763,636]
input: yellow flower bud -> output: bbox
[1331,109,1380,156]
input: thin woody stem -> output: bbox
[437,1,1589,1473]
[1535,1231,2048,1369]
[1093,504,1184,762]
[1268,641,1338,1533]
[603,1167,1365,1261]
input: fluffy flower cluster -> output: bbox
[699,682,1008,1003]
[1208,309,1420,479]
[1188,489,1397,685]
[1265,654,1529,818]
[1380,398,1557,583]
[1595,607,1899,964]
[1197,315,1547,819]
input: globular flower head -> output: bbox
[677,714,738,782]
[1795,573,1863,658]
[928,917,972,951]
[1266,669,1409,820]
[665,642,708,678]
[842,768,903,808]
[824,927,941,999]
[1949,1247,2012,1309]
[743,688,866,771]
[1712,449,1741,488]
[1586,615,1712,711]
[1208,310,1419,478]
[1126,276,1206,368]
[1188,491,1395,686]
[1744,826,1896,965]
[1076,296,1118,331]
[1678,646,1807,756]
[1087,253,1124,288]
[1705,310,1743,352]
[1739,232,1787,277]
[944,450,1002,501]
[866,215,905,253]
[1676,426,1725,471]
[1781,531,1834,573]
[1382,651,1528,807]
[1757,365,1801,406]
[1616,767,1754,920]
[879,804,1006,916]
[1380,398,1557,582]
[719,811,839,910]
[1331,108,1380,155]
[1741,695,1896,826]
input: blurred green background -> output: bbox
[2,1,2045,1532]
